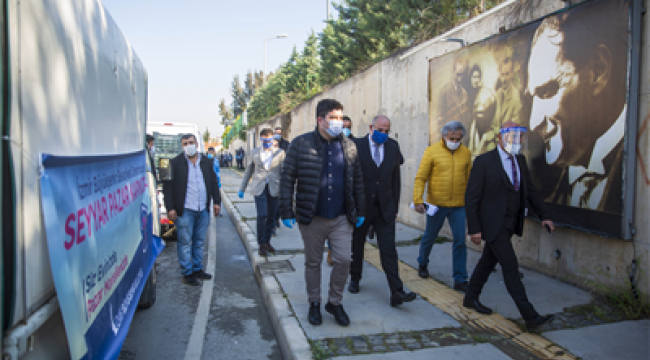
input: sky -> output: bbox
[102,0,335,140]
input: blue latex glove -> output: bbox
[238,190,244,199]
[355,217,365,228]
[282,219,296,229]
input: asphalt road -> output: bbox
[118,206,283,360]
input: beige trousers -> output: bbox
[298,215,353,306]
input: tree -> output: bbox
[203,127,211,143]
[231,75,247,118]
[218,99,233,126]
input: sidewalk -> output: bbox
[220,169,649,360]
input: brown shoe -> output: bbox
[267,243,276,253]
[327,250,333,266]
[258,244,268,257]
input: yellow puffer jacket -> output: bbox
[413,139,472,207]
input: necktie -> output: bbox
[509,155,519,191]
[373,144,381,167]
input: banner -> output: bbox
[40,150,164,360]
[428,0,630,237]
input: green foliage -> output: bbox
[203,127,211,143]
[229,0,505,127]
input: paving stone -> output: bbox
[406,343,423,350]
[372,345,387,352]
[354,346,370,353]
[368,335,385,346]
[401,337,417,344]
[422,341,440,347]
[388,345,404,352]
[385,337,400,345]
[337,348,354,356]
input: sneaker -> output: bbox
[182,274,200,286]
[418,265,429,278]
[194,270,212,280]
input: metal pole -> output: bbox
[327,0,330,19]
[263,39,267,76]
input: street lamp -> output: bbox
[263,33,288,76]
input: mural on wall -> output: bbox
[428,0,630,237]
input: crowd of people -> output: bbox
[151,96,556,332]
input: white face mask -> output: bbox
[504,143,522,155]
[183,144,197,156]
[445,140,460,151]
[149,145,155,154]
[326,119,344,137]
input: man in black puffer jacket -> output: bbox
[280,99,365,327]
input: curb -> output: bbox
[220,189,313,360]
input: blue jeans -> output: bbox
[255,185,278,245]
[176,208,210,276]
[417,206,468,284]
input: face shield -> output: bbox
[499,127,527,155]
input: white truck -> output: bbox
[1,0,157,359]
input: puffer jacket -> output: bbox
[280,128,365,225]
[413,139,471,207]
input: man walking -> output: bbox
[163,134,221,286]
[348,115,416,307]
[463,122,555,330]
[273,127,290,151]
[239,128,285,256]
[413,121,472,292]
[236,147,246,169]
[280,99,365,327]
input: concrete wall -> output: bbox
[255,0,650,297]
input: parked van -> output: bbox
[1,1,157,359]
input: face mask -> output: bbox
[342,128,351,138]
[149,145,155,154]
[261,138,273,149]
[326,119,344,137]
[500,126,527,155]
[504,143,522,155]
[273,134,282,140]
[207,154,213,159]
[371,130,388,144]
[183,144,197,156]
[445,140,460,151]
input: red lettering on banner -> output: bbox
[76,208,86,245]
[101,196,108,224]
[85,202,96,238]
[65,213,75,250]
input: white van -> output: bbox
[1,1,157,359]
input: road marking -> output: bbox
[182,215,218,360]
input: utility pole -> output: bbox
[326,0,330,19]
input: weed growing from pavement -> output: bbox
[309,340,329,360]
[584,260,650,320]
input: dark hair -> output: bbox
[208,147,215,151]
[470,64,482,78]
[260,128,274,137]
[316,99,343,120]
[181,134,197,142]
[274,127,282,131]
[146,134,154,143]
[342,116,352,124]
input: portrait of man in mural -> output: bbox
[525,0,628,214]
[437,58,470,129]
[467,63,497,157]
[493,44,524,129]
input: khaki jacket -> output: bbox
[239,147,285,197]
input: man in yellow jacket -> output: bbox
[413,121,472,292]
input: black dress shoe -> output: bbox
[453,282,469,293]
[348,280,360,294]
[462,298,493,315]
[193,270,213,280]
[325,302,350,326]
[418,265,429,278]
[525,314,554,330]
[390,289,417,307]
[267,243,276,253]
[368,226,375,239]
[258,244,268,257]
[308,302,322,325]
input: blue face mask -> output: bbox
[261,138,273,149]
[207,154,213,159]
[371,129,388,144]
[342,128,351,138]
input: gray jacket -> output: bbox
[239,147,285,197]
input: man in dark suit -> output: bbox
[348,115,416,307]
[163,134,221,286]
[463,122,555,330]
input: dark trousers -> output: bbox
[466,227,538,320]
[350,204,402,293]
[254,185,278,245]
